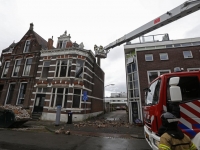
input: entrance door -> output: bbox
[132,102,138,121]
[33,94,45,113]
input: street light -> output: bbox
[104,84,115,113]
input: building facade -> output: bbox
[105,92,127,112]
[124,35,200,124]
[0,23,48,108]
[30,31,104,122]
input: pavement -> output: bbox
[22,111,145,139]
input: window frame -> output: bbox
[187,68,200,72]
[23,57,33,76]
[23,40,31,53]
[183,50,193,59]
[54,59,72,78]
[16,82,27,105]
[41,61,50,78]
[75,59,85,79]
[51,88,69,108]
[147,70,171,84]
[12,59,22,77]
[159,53,169,60]
[1,61,10,78]
[5,83,16,105]
[145,54,153,61]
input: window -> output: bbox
[145,54,153,61]
[41,61,50,78]
[55,59,72,77]
[145,79,161,105]
[17,83,27,105]
[167,76,200,102]
[72,89,81,108]
[37,88,48,93]
[75,60,84,78]
[2,61,10,78]
[192,42,200,46]
[57,40,67,49]
[6,83,15,104]
[187,68,200,72]
[51,88,68,108]
[174,44,181,47]
[183,51,193,58]
[12,59,21,76]
[23,58,32,76]
[147,70,170,83]
[24,40,30,52]
[159,53,168,60]
[166,45,173,48]
[181,43,191,47]
[0,85,4,99]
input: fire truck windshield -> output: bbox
[145,79,161,105]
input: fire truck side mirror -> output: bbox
[169,77,182,102]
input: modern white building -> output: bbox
[104,92,127,112]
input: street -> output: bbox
[0,110,151,150]
[0,130,151,150]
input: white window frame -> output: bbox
[5,83,16,105]
[12,59,22,77]
[51,88,68,108]
[187,68,200,72]
[147,70,171,83]
[75,59,85,79]
[54,59,72,78]
[145,54,153,61]
[183,50,193,58]
[23,40,31,53]
[23,58,33,76]
[159,53,169,60]
[16,82,27,105]
[41,61,50,78]
[1,61,10,78]
[72,88,82,108]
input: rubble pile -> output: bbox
[0,105,31,120]
[55,127,70,135]
[73,119,132,128]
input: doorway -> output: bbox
[33,94,45,113]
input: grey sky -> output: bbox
[1,0,200,96]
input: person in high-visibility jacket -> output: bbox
[158,112,197,150]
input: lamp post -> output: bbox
[104,84,115,113]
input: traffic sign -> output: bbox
[82,91,88,101]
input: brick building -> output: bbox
[30,31,104,122]
[0,23,47,108]
[124,34,200,124]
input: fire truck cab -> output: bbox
[143,71,200,150]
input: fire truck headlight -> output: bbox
[153,138,159,148]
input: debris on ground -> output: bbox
[0,104,31,120]
[72,118,132,129]
[55,127,70,135]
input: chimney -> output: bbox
[29,23,34,30]
[47,37,54,49]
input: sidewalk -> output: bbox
[23,113,145,139]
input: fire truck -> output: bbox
[143,70,200,149]
[94,0,200,149]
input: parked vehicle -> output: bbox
[143,71,200,150]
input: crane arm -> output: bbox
[104,0,200,51]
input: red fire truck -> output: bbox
[143,70,200,149]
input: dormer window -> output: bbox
[24,40,30,53]
[57,40,67,49]
[58,41,63,48]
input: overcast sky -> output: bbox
[0,0,200,96]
